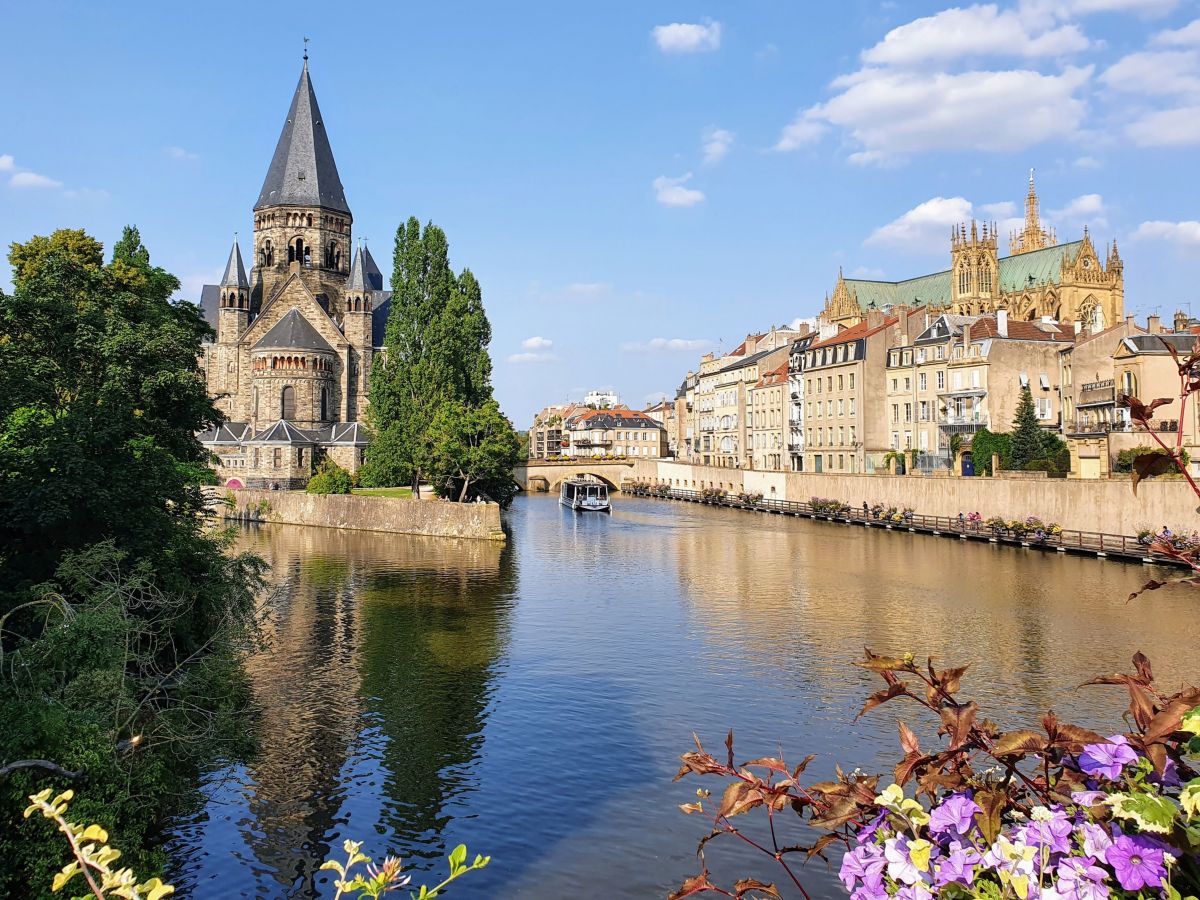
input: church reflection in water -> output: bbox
[170,524,513,899]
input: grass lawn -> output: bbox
[352,487,414,499]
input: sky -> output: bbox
[2,1,1200,426]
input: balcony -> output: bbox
[571,439,612,449]
[1065,419,1177,436]
[939,414,989,430]
[1077,379,1116,409]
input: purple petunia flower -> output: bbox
[884,836,923,886]
[895,885,933,900]
[1070,791,1106,807]
[1078,735,1137,781]
[840,843,886,892]
[1107,834,1166,892]
[934,841,981,887]
[1076,823,1112,863]
[856,809,888,844]
[1056,855,1110,900]
[849,886,888,900]
[928,793,981,837]
[1018,806,1073,856]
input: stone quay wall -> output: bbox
[227,490,506,542]
[620,460,1199,537]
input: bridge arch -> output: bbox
[547,471,619,492]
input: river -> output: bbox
[165,494,1198,898]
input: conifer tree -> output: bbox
[1009,384,1042,470]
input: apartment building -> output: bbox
[1060,316,1148,437]
[563,408,666,458]
[749,363,788,471]
[787,330,819,472]
[527,402,581,459]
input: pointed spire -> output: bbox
[347,246,368,293]
[255,60,350,214]
[221,238,249,288]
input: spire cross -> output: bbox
[303,36,310,61]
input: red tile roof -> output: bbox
[808,316,897,350]
[968,318,1071,342]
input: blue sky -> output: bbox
[2,1,1200,425]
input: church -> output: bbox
[820,173,1124,331]
[198,57,391,489]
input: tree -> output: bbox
[420,400,521,507]
[0,227,261,895]
[364,218,517,501]
[1009,384,1043,470]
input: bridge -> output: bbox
[513,460,640,493]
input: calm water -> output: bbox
[166,495,1198,899]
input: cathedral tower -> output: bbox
[1009,169,1056,256]
[217,238,250,343]
[950,220,998,314]
[252,56,352,306]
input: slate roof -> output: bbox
[841,241,1084,310]
[312,422,370,445]
[198,422,251,444]
[199,284,220,332]
[347,247,369,292]
[253,308,335,352]
[1120,333,1200,355]
[255,61,350,214]
[717,346,777,373]
[250,420,316,444]
[567,409,663,430]
[221,241,249,288]
[371,293,392,347]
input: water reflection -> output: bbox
[165,498,1197,899]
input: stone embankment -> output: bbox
[225,490,506,542]
[616,460,1200,537]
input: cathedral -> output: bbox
[198,57,391,489]
[820,172,1124,331]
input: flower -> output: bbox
[1106,834,1166,892]
[1078,736,1137,781]
[1070,791,1106,807]
[884,837,924,886]
[928,793,980,837]
[840,843,886,892]
[1076,823,1112,862]
[934,841,981,887]
[1055,855,1110,900]
[1017,805,1073,856]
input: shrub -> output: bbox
[306,459,354,495]
[1116,446,1190,473]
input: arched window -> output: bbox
[252,387,258,418]
[281,385,295,420]
[958,264,971,296]
[320,386,328,421]
[326,242,336,268]
[292,237,305,266]
[979,265,992,295]
[306,214,313,227]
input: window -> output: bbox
[891,378,898,391]
[273,447,282,468]
[838,375,844,390]
[280,385,296,420]
[849,425,856,443]
[937,370,945,390]
[320,386,329,421]
[849,373,855,389]
[979,265,992,295]
[837,399,844,416]
[827,377,833,391]
[892,403,899,423]
[904,403,912,423]
[891,432,899,449]
[958,264,970,295]
[296,447,304,465]
[838,427,844,445]
[902,351,912,366]
[919,372,927,391]
[849,398,856,416]
[936,346,945,360]
[919,400,929,421]
[904,377,911,391]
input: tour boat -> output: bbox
[560,477,611,512]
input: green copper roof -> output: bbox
[843,240,1082,310]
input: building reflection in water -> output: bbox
[170,524,511,899]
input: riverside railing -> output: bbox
[621,486,1178,567]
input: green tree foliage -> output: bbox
[307,456,355,494]
[970,428,1012,475]
[364,218,517,503]
[0,228,262,896]
[1009,385,1043,470]
[420,399,522,506]
[1115,445,1189,473]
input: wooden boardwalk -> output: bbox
[621,486,1186,569]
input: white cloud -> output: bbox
[620,337,714,352]
[1073,155,1103,168]
[776,66,1092,162]
[701,127,735,165]
[1132,219,1200,246]
[507,351,558,364]
[653,173,705,207]
[1050,193,1106,224]
[10,171,62,189]
[0,155,13,172]
[1126,104,1200,145]
[866,196,975,249]
[652,20,721,53]
[565,281,611,298]
[1046,0,1179,15]
[165,146,198,161]
[980,200,1018,217]
[61,187,110,201]
[521,335,553,351]
[1100,49,1200,95]
[861,5,1090,67]
[1152,18,1200,45]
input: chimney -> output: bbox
[1147,314,1162,334]
[866,309,885,330]
[1073,320,1082,335]
[962,321,972,351]
[997,308,1009,338]
[1174,310,1189,333]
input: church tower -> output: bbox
[218,238,250,343]
[950,220,998,315]
[342,245,376,422]
[251,55,352,307]
[1009,169,1056,256]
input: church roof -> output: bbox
[220,240,249,288]
[198,422,251,444]
[255,61,350,214]
[250,420,316,444]
[840,241,1084,311]
[253,308,335,352]
[347,246,369,292]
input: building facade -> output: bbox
[563,408,666,458]
[820,173,1123,332]
[199,59,388,488]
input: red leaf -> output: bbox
[940,702,978,750]
[975,789,1006,843]
[670,873,717,900]
[857,683,910,720]
[734,879,781,898]
[993,730,1046,757]
[898,721,921,756]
